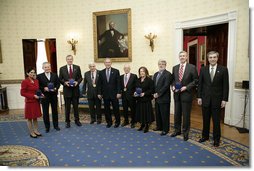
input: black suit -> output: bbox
[120,73,138,124]
[82,70,102,122]
[153,70,173,133]
[197,65,229,142]
[98,67,121,125]
[98,29,124,57]
[172,63,198,137]
[59,65,82,123]
[37,72,60,130]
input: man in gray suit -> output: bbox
[59,55,82,128]
[82,63,102,124]
[170,51,198,141]
[153,59,173,136]
[197,51,229,147]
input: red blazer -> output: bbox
[20,78,39,103]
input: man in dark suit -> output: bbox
[37,62,60,133]
[120,64,137,128]
[153,59,173,136]
[59,55,82,128]
[197,51,229,147]
[98,21,124,57]
[98,58,121,128]
[82,63,102,124]
[170,51,198,141]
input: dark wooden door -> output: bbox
[22,39,37,78]
[206,23,228,121]
[189,44,197,66]
[206,23,228,66]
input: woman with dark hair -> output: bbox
[135,66,154,133]
[20,67,42,138]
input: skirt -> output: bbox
[136,101,154,124]
[24,102,42,119]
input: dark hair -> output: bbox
[138,66,149,77]
[26,67,36,74]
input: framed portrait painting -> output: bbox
[93,8,132,62]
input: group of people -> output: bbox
[20,50,229,147]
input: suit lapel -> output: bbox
[181,64,188,81]
[205,66,212,84]
[175,65,180,82]
[126,73,132,87]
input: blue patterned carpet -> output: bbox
[0,120,249,167]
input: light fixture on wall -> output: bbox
[145,33,157,52]
[67,38,78,55]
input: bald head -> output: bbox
[123,64,131,74]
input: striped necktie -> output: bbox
[179,64,184,81]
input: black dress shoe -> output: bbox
[45,128,49,133]
[114,123,120,128]
[34,132,42,136]
[160,131,168,136]
[170,132,181,137]
[143,124,149,133]
[90,120,95,124]
[199,137,209,143]
[106,124,112,128]
[184,136,189,141]
[214,141,220,147]
[130,123,135,128]
[30,134,37,138]
[153,128,162,131]
[66,122,70,128]
[75,121,82,127]
[54,127,60,131]
[137,124,145,131]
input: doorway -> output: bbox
[183,23,229,121]
[22,38,57,77]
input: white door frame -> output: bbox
[174,11,237,125]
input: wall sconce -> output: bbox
[145,33,157,52]
[67,38,78,55]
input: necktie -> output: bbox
[124,74,128,87]
[210,67,214,82]
[156,72,161,86]
[106,69,110,82]
[69,65,73,78]
[179,64,184,81]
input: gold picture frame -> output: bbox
[93,8,132,62]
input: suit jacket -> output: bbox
[172,63,198,102]
[98,67,121,99]
[37,72,60,97]
[20,78,40,103]
[99,29,124,57]
[197,65,229,107]
[135,77,154,102]
[120,73,138,100]
[59,64,82,97]
[82,70,100,99]
[153,70,173,103]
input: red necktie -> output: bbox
[69,65,73,78]
[179,64,184,81]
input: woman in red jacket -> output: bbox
[20,67,42,138]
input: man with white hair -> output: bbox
[120,64,138,128]
[82,63,102,124]
[153,59,173,136]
